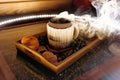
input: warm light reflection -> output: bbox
[0,14,57,26]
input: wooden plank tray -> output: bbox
[15,32,101,74]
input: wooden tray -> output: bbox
[15,32,101,74]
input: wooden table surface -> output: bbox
[0,22,120,80]
[0,53,16,80]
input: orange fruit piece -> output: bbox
[21,36,39,51]
[42,51,58,64]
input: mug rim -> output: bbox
[48,21,72,29]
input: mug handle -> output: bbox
[73,23,79,39]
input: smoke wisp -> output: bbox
[74,0,120,39]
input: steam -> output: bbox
[74,0,120,39]
[91,0,120,39]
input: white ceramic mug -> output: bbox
[47,18,79,49]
